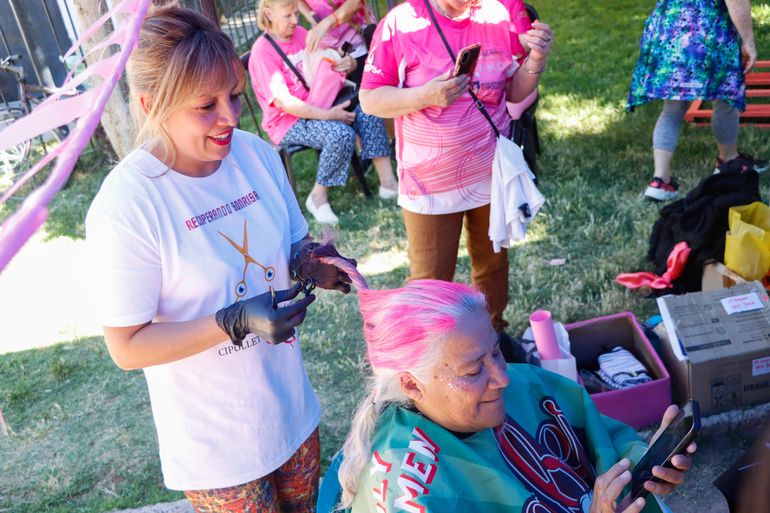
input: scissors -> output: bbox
[271,278,316,309]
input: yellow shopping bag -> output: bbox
[724,202,770,280]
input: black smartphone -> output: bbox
[629,400,701,502]
[452,43,481,78]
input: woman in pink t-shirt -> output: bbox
[298,0,375,84]
[360,0,552,334]
[504,0,533,63]
[249,0,398,224]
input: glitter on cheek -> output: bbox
[447,375,474,391]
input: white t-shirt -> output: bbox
[85,129,321,490]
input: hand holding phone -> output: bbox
[453,43,481,78]
[628,400,700,502]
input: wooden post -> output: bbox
[68,0,135,159]
[200,0,220,27]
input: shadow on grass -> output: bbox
[4,1,769,511]
[0,338,183,513]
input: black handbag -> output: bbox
[264,33,358,112]
[333,83,359,111]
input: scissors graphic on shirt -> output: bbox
[218,220,276,301]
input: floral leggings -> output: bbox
[184,429,320,513]
[281,105,390,187]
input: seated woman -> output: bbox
[504,0,535,63]
[298,0,374,85]
[322,265,695,512]
[249,0,398,225]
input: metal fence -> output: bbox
[0,0,393,154]
[0,0,76,104]
[217,1,260,52]
[0,0,260,106]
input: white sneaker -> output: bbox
[305,195,339,224]
[378,185,398,200]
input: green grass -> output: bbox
[2,0,770,511]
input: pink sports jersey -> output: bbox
[362,0,518,215]
[506,0,533,34]
[504,0,532,61]
[304,0,373,53]
[249,27,310,145]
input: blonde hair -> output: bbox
[257,0,297,32]
[126,4,246,164]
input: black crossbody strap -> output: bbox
[422,0,500,138]
[264,33,310,91]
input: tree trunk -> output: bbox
[201,0,220,27]
[68,0,135,159]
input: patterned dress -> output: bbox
[627,0,745,111]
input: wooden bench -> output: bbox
[684,60,770,128]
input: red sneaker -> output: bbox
[644,177,679,202]
[715,152,769,175]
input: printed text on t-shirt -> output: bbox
[369,426,440,513]
[184,190,261,231]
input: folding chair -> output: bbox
[239,51,373,197]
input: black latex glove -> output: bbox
[292,242,357,294]
[215,283,315,345]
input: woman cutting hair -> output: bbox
[87,6,355,512]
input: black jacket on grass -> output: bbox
[647,168,761,294]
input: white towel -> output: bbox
[488,136,545,252]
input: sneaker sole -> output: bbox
[644,186,678,202]
[715,165,769,175]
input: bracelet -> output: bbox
[330,11,341,27]
[290,241,320,281]
[522,57,546,75]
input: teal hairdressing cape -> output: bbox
[351,364,663,513]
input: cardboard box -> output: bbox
[702,261,747,291]
[565,312,671,429]
[657,281,770,416]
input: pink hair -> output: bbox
[328,259,489,508]
[319,256,487,370]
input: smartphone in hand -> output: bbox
[629,400,701,502]
[453,43,481,78]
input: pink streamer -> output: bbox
[0,145,63,204]
[60,25,130,88]
[56,40,125,97]
[0,0,152,272]
[0,89,99,150]
[62,0,131,60]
